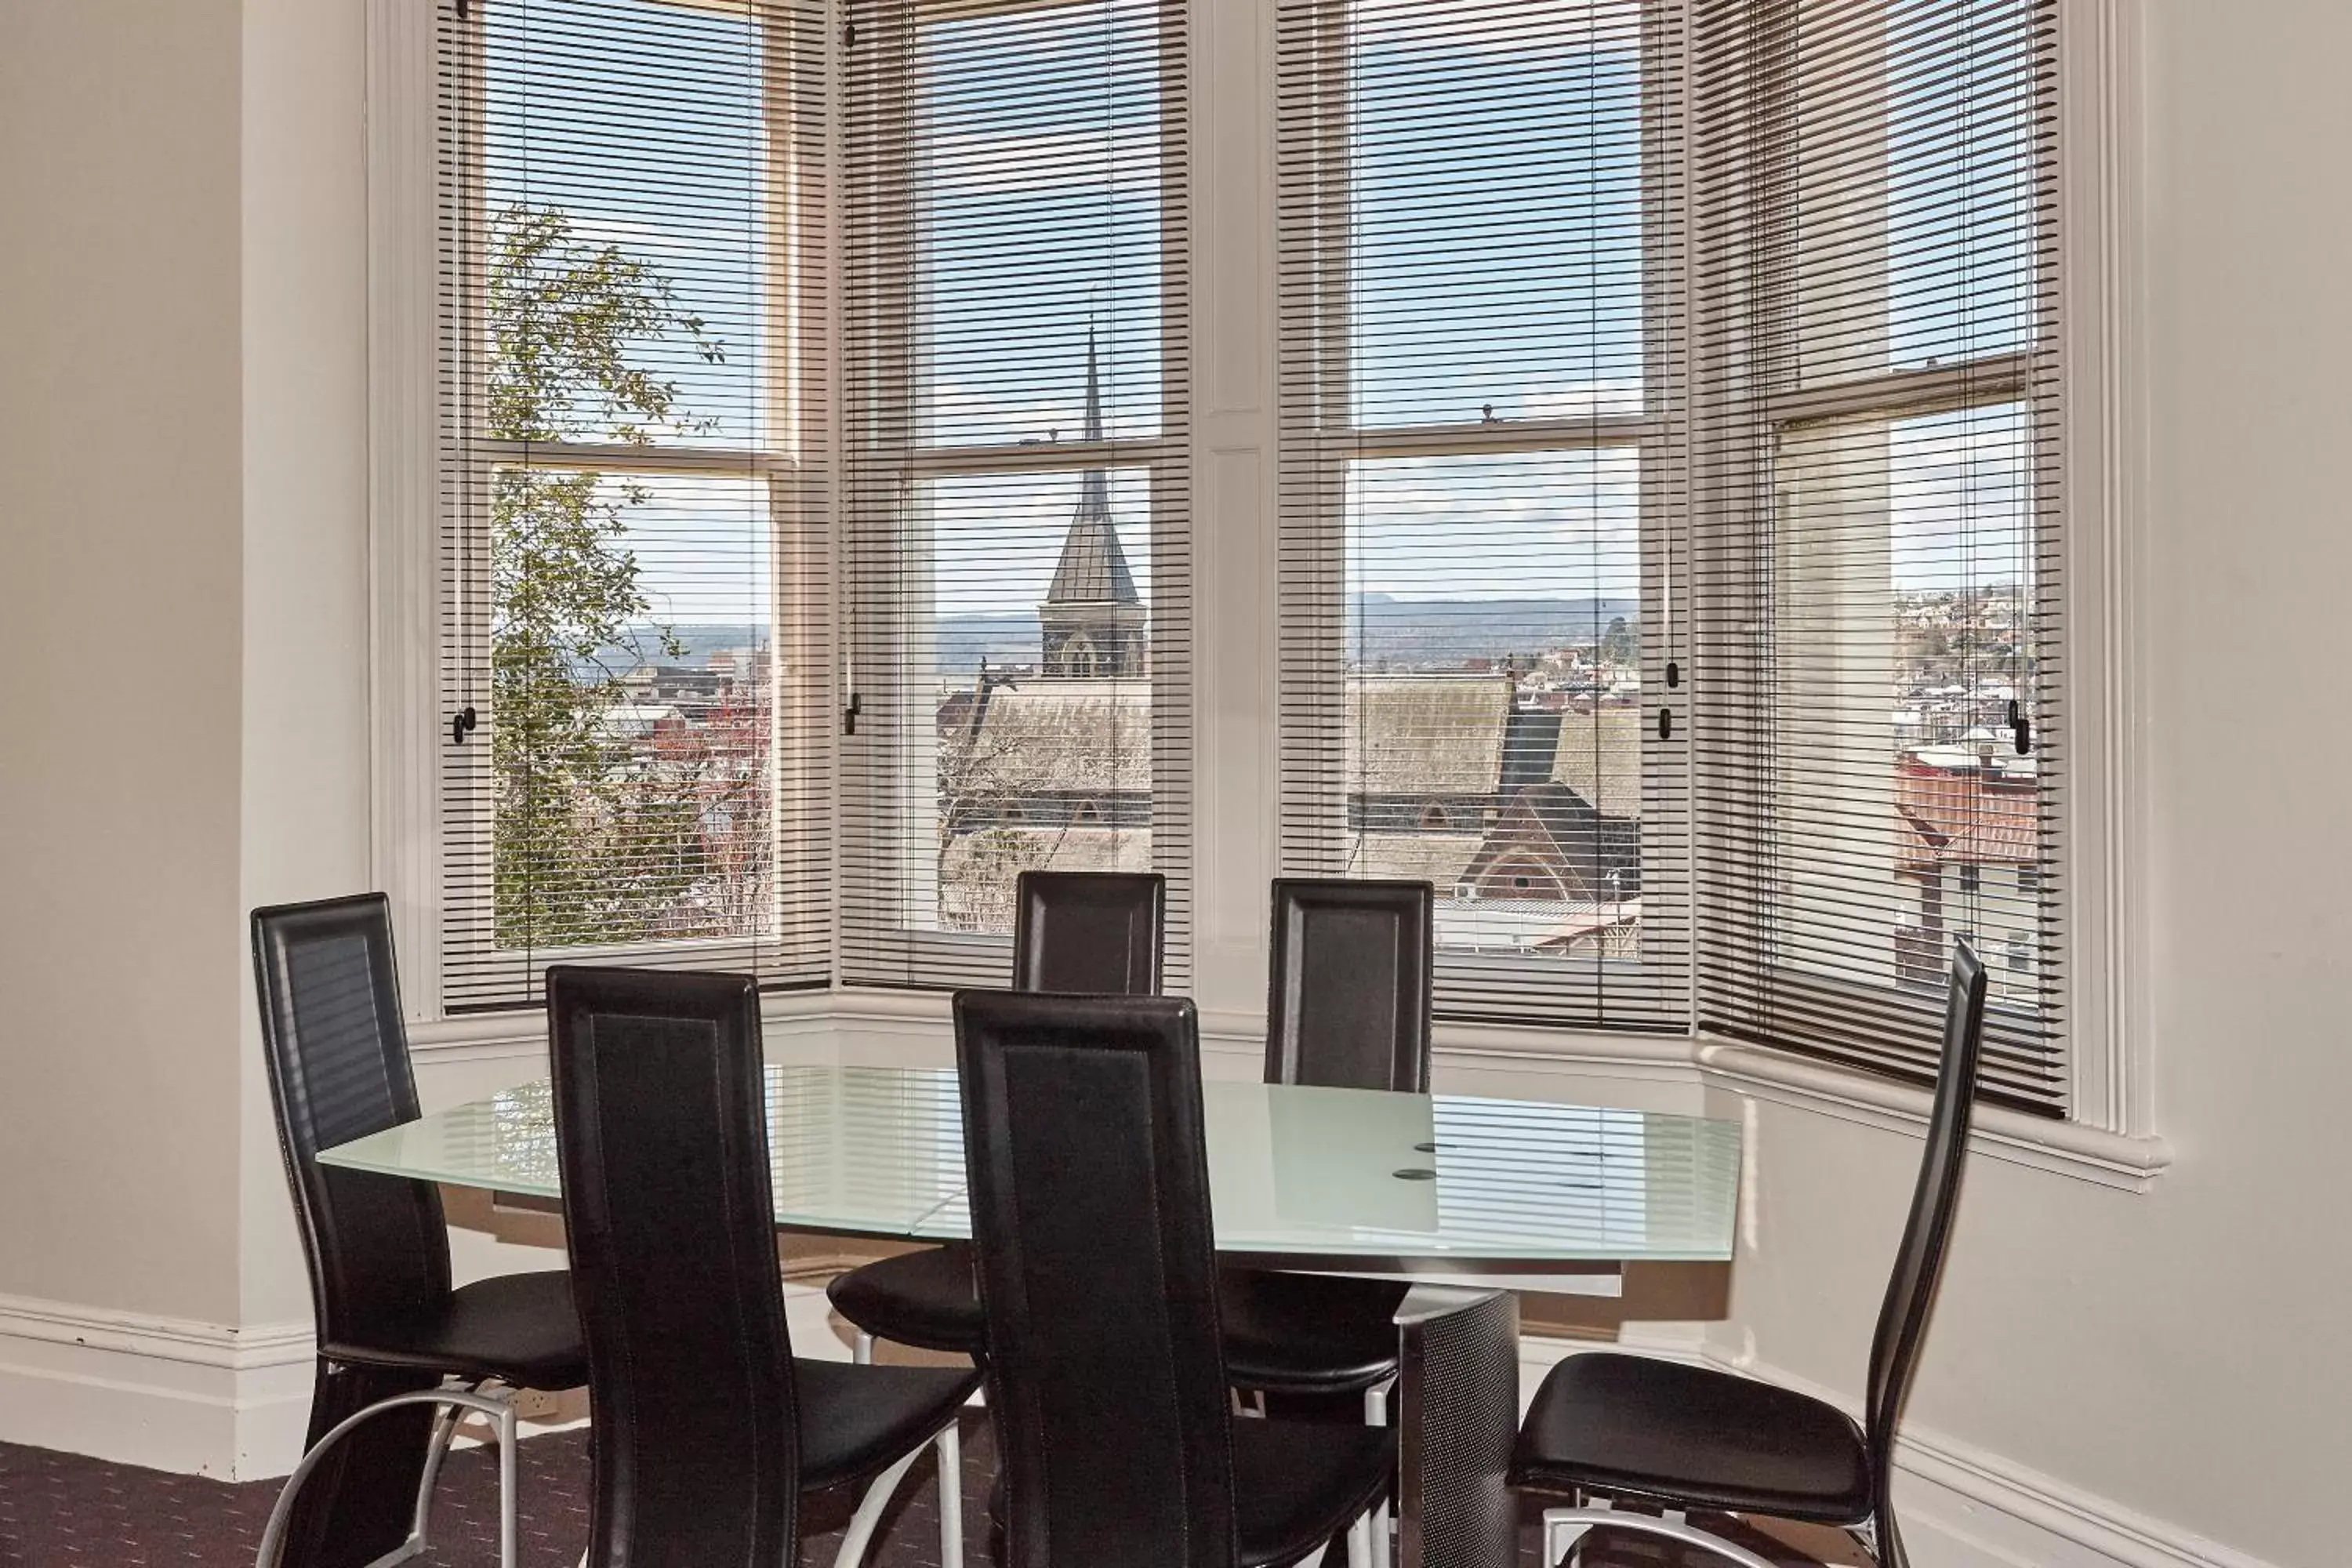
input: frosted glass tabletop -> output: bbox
[318,1065,1740,1270]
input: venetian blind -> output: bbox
[1690,0,2067,1111]
[837,0,1192,989]
[435,0,833,1008]
[1273,0,1689,1029]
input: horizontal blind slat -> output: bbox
[1688,0,2067,1114]
[837,0,1193,989]
[437,0,834,1008]
[1274,0,1688,1031]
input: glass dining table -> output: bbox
[320,1065,1741,1568]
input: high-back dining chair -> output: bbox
[826,870,1167,1366]
[1263,877,1433,1095]
[1013,869,1165,994]
[1511,940,1992,1568]
[250,895,587,1568]
[1223,878,1436,1568]
[953,989,1394,1568]
[547,966,980,1568]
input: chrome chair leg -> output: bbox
[256,1387,521,1568]
[935,1417,964,1566]
[1537,1504,1779,1568]
[829,1434,928,1568]
[854,1330,875,1365]
[1363,1377,1396,1568]
[390,1394,465,1560]
[1345,1504,1374,1568]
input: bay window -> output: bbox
[412,0,2081,1113]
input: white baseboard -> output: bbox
[1516,1333,2278,1568]
[0,1292,314,1480]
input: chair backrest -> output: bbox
[1863,938,1990,1511]
[251,894,451,1349]
[547,967,800,1568]
[1012,870,1165,995]
[954,989,1236,1568]
[1265,878,1433,1092]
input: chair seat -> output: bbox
[794,1356,981,1490]
[1511,1353,1871,1526]
[826,1246,985,1356]
[1233,1417,1396,1567]
[1219,1269,1406,1396]
[322,1269,588,1391]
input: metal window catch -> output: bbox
[843,693,863,736]
[450,706,478,746]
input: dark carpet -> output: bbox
[0,1414,1849,1566]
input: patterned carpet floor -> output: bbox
[0,1414,1856,1566]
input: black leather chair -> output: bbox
[826,870,1166,1366]
[250,895,587,1568]
[1512,940,1992,1568]
[1223,879,1433,1568]
[1225,882,1433,1393]
[953,989,1396,1568]
[547,965,983,1568]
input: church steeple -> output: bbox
[1040,327,1146,678]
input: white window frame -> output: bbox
[364,0,2163,1185]
[366,0,835,1015]
[837,0,1193,987]
[1272,0,1690,1030]
[1691,0,2163,1184]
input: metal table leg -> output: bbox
[1392,1286,1519,1568]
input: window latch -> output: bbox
[1656,706,1674,742]
[2008,699,2032,756]
[450,706,478,746]
[843,693,863,736]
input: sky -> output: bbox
[481,0,2042,633]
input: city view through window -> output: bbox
[471,0,2044,1015]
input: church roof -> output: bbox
[1339,674,1515,795]
[1046,329,1140,608]
[960,681,1152,794]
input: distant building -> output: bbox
[1895,756,2041,993]
[1338,674,1643,912]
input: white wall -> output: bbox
[0,0,372,1476]
[237,0,373,1348]
[1705,4,2352,1566]
[0,1,249,1330]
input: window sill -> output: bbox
[1693,1038,2171,1193]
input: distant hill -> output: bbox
[602,594,1639,680]
[1349,593,1639,666]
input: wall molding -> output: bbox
[1519,1331,2275,1568]
[0,1293,314,1481]
[1696,1039,2172,1192]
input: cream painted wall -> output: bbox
[0,0,371,1353]
[1705,4,2352,1564]
[236,0,373,1338]
[0,1,249,1326]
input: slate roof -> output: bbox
[1339,674,1515,795]
[959,681,1152,795]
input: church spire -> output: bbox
[1044,325,1139,611]
[1040,325,1146,678]
[1077,323,1111,522]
